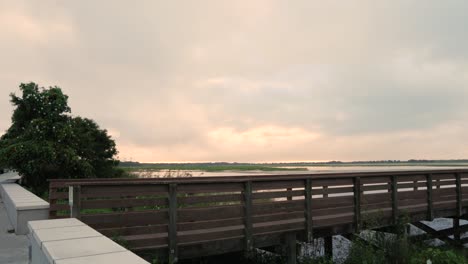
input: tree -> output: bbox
[0,82,123,195]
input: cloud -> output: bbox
[1,1,468,162]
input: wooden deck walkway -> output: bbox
[48,169,468,263]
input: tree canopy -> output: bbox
[0,83,123,195]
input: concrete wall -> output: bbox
[0,183,49,234]
[28,218,149,264]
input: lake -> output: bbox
[133,165,468,178]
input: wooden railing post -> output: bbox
[168,184,178,264]
[305,178,313,242]
[426,173,434,221]
[353,177,361,233]
[287,187,293,201]
[391,176,398,225]
[69,185,81,219]
[244,181,253,252]
[455,173,462,242]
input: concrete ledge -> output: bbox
[0,183,49,234]
[29,218,149,264]
[0,172,21,184]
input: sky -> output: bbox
[1,1,468,162]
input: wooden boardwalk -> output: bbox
[49,169,468,263]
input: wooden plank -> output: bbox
[244,181,253,251]
[252,180,304,191]
[178,183,243,193]
[305,178,312,242]
[433,173,456,180]
[253,219,304,234]
[311,196,354,209]
[398,190,427,200]
[312,206,355,217]
[313,186,354,195]
[432,188,457,197]
[80,185,168,197]
[99,224,168,237]
[178,205,244,222]
[362,184,390,192]
[178,218,244,232]
[168,183,178,264]
[399,199,427,207]
[360,176,390,184]
[361,202,392,211]
[397,182,427,189]
[49,191,69,199]
[49,204,69,211]
[253,211,304,223]
[81,210,168,228]
[398,175,426,182]
[253,190,304,200]
[178,228,245,244]
[81,197,168,209]
[178,193,242,205]
[312,178,353,186]
[361,193,392,204]
[253,200,305,215]
[125,233,168,248]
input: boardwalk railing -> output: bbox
[49,169,468,261]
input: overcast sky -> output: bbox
[1,1,468,162]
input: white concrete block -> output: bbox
[28,218,84,232]
[33,225,101,246]
[55,251,149,264]
[0,183,49,234]
[16,202,49,211]
[42,236,126,263]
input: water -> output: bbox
[133,165,468,178]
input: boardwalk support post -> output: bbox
[69,185,81,219]
[353,177,361,233]
[285,233,297,264]
[391,175,398,225]
[426,173,433,221]
[455,173,462,243]
[305,178,313,242]
[324,236,333,259]
[244,181,253,253]
[168,184,178,264]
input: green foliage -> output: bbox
[0,82,123,195]
[111,234,129,249]
[345,227,468,264]
[344,237,388,264]
[409,248,467,264]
